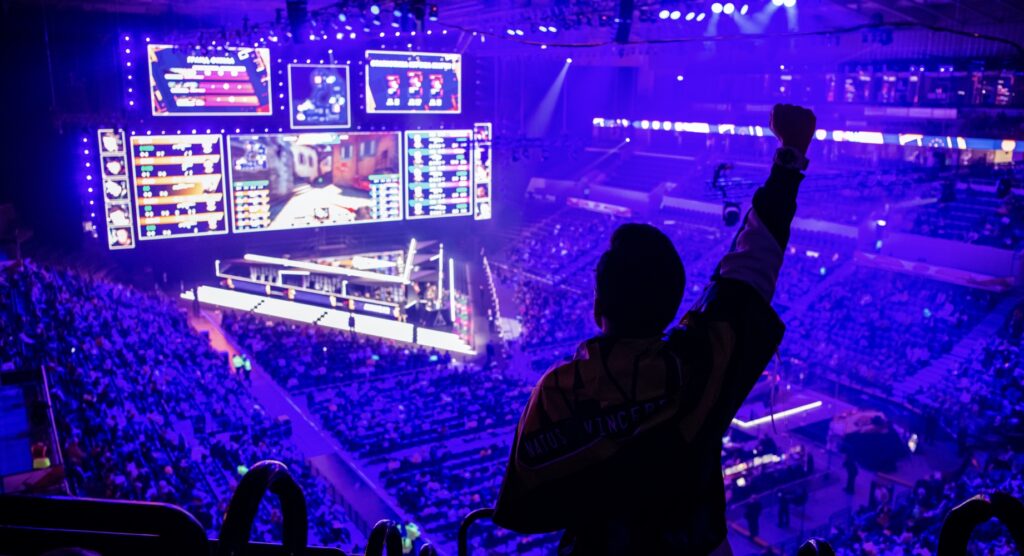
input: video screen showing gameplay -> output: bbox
[228,132,403,232]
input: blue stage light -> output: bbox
[696,12,706,21]
[539,25,548,32]
[370,4,380,14]
[685,11,696,20]
[658,9,670,19]
[566,57,573,63]
[670,10,681,19]
[711,3,723,14]
[723,3,735,14]
[507,29,516,35]
[772,0,784,5]
[515,29,524,36]
[740,4,749,14]
[784,0,796,6]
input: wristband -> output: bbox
[774,146,809,171]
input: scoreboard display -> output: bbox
[365,51,461,114]
[148,45,272,116]
[129,135,229,240]
[404,130,473,220]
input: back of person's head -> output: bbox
[594,223,685,337]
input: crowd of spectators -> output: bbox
[782,268,996,397]
[222,312,445,390]
[912,303,1024,450]
[224,311,537,551]
[0,262,362,551]
[830,450,1022,556]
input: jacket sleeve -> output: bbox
[667,163,802,439]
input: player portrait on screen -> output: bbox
[407,70,425,107]
[104,179,128,201]
[104,157,125,176]
[108,227,132,248]
[100,131,124,153]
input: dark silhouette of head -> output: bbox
[594,223,685,337]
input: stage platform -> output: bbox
[182,285,475,355]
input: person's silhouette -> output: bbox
[495,104,818,555]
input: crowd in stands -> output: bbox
[830,450,1022,556]
[782,268,996,397]
[0,262,361,552]
[914,303,1024,450]
[224,311,539,551]
[222,312,445,390]
[905,179,1024,249]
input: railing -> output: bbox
[2,460,1021,556]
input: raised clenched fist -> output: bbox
[770,103,816,155]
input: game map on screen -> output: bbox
[365,51,461,114]
[148,44,272,116]
[288,64,351,129]
[130,135,228,239]
[405,129,473,219]
[228,132,403,232]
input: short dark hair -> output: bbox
[595,223,685,337]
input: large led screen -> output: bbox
[228,132,403,233]
[288,64,351,129]
[364,50,461,114]
[148,44,272,116]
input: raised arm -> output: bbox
[669,104,816,440]
[716,103,816,301]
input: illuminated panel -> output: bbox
[130,134,229,240]
[288,64,351,129]
[148,44,272,116]
[97,129,135,250]
[228,132,403,233]
[405,129,473,220]
[472,123,493,221]
[364,50,461,114]
[592,118,1024,152]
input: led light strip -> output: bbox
[731,400,823,429]
[592,117,1022,153]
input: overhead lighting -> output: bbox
[685,11,696,20]
[370,4,380,15]
[740,4,749,14]
[670,10,681,19]
[658,9,670,19]
[696,12,706,21]
[784,0,797,6]
[723,3,735,14]
[771,0,784,5]
[711,3,723,14]
[539,25,548,32]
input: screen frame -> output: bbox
[363,50,463,115]
[403,129,475,221]
[225,131,406,234]
[287,63,353,130]
[147,44,274,117]
[129,133,231,241]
